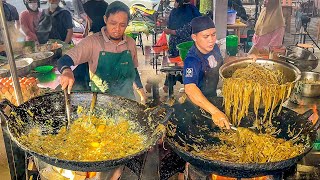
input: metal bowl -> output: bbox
[0,68,9,77]
[220,58,301,83]
[18,51,54,68]
[1,58,34,76]
[280,46,319,71]
[294,71,320,97]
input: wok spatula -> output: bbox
[63,89,71,130]
[201,114,237,131]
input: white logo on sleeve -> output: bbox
[185,68,193,77]
[208,55,217,68]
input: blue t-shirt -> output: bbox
[183,44,223,90]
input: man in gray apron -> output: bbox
[57,1,146,179]
[57,1,146,102]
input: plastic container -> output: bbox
[34,65,54,73]
[177,41,194,61]
[227,10,237,24]
[226,35,238,56]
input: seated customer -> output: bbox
[20,0,42,41]
[36,0,73,44]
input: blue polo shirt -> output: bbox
[183,44,223,90]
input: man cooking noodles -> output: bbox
[57,1,146,103]
[184,16,230,129]
[161,16,230,180]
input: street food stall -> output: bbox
[1,0,320,180]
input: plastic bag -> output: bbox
[153,32,168,53]
[156,31,168,47]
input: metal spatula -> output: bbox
[64,89,71,130]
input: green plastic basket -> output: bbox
[177,41,194,61]
[34,65,54,73]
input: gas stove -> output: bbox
[185,150,320,180]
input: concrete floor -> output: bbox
[1,9,320,180]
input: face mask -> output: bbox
[28,3,38,11]
[48,3,58,11]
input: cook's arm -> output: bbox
[57,36,93,93]
[185,84,230,129]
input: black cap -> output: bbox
[105,1,130,16]
[191,16,216,34]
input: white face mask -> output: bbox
[48,3,58,11]
[28,3,38,11]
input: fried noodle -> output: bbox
[222,64,294,126]
[197,128,305,163]
[19,115,146,161]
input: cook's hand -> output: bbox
[211,110,230,129]
[60,68,75,94]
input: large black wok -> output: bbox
[0,91,173,172]
[166,97,320,178]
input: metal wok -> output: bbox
[0,91,173,172]
[166,97,320,178]
[279,46,319,71]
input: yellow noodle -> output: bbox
[197,127,305,163]
[18,115,146,161]
[222,64,293,126]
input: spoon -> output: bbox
[64,89,71,130]
[87,93,97,126]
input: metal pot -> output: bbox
[219,58,301,108]
[219,58,301,83]
[18,51,54,68]
[0,92,173,172]
[279,46,319,71]
[295,71,320,97]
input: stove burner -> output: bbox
[185,164,296,180]
[290,91,320,106]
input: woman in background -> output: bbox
[249,0,285,55]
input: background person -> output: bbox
[36,0,73,44]
[20,0,42,41]
[248,0,285,55]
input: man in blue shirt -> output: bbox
[184,16,230,129]
[160,16,231,180]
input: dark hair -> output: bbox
[105,6,130,22]
[175,0,190,8]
